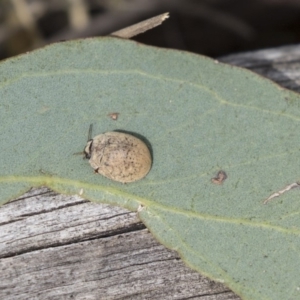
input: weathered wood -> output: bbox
[0,188,236,300]
[220,44,300,92]
[1,44,300,299]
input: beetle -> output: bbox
[84,125,152,183]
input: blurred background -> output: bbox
[1,0,300,60]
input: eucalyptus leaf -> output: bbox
[1,37,300,300]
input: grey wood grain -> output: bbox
[2,44,300,300]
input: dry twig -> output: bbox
[110,12,169,38]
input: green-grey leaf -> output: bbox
[1,37,300,300]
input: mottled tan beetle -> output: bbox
[84,126,152,183]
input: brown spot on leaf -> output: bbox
[211,170,227,185]
[108,112,119,120]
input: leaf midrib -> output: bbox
[0,175,299,235]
